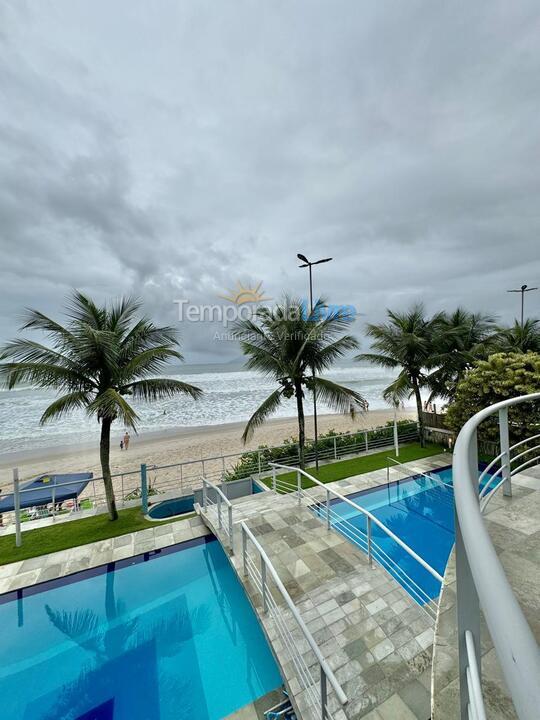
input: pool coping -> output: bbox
[0,514,212,595]
[0,534,213,604]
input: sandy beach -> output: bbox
[0,408,416,487]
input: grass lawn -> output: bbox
[0,507,195,567]
[262,442,448,489]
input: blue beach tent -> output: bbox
[0,472,93,513]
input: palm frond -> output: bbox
[0,361,93,391]
[124,378,202,401]
[119,346,184,380]
[382,372,412,404]
[66,291,106,328]
[313,377,368,417]
[312,335,359,371]
[87,388,139,427]
[355,352,400,369]
[20,309,79,352]
[40,392,91,424]
[241,389,284,443]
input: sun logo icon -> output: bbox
[219,280,271,305]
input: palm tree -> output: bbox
[357,304,440,446]
[233,297,367,468]
[426,308,497,401]
[494,318,540,353]
[0,292,202,520]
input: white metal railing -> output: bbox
[385,458,455,512]
[201,477,233,549]
[385,456,447,486]
[453,392,540,720]
[269,462,444,618]
[240,521,347,719]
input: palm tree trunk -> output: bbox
[294,381,306,469]
[100,417,118,520]
[412,379,425,448]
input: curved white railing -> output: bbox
[453,392,540,720]
[269,462,444,618]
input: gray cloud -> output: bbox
[1,0,540,362]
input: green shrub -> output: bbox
[223,420,417,481]
[446,352,540,444]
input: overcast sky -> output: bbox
[1,1,539,363]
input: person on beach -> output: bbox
[120,439,124,451]
[123,431,130,450]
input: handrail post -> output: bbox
[333,437,337,460]
[217,491,222,528]
[141,464,148,515]
[386,464,390,483]
[320,666,328,719]
[364,430,368,451]
[296,470,301,505]
[456,428,481,719]
[258,450,262,480]
[261,556,268,613]
[228,504,233,551]
[242,525,248,576]
[13,468,22,548]
[272,467,277,493]
[367,516,372,566]
[326,489,331,530]
[499,407,512,497]
[202,479,207,510]
[51,482,56,519]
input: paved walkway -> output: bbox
[205,455,452,720]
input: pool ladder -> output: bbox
[264,690,297,719]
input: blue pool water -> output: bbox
[0,537,281,720]
[148,495,195,518]
[324,466,494,604]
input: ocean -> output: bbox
[0,363,397,455]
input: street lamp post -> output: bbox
[507,284,538,329]
[297,253,332,471]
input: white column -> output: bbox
[499,407,512,497]
[13,468,22,548]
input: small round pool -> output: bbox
[147,495,195,520]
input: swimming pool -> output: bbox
[0,537,282,720]
[323,466,494,604]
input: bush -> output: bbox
[445,352,540,444]
[223,420,418,481]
